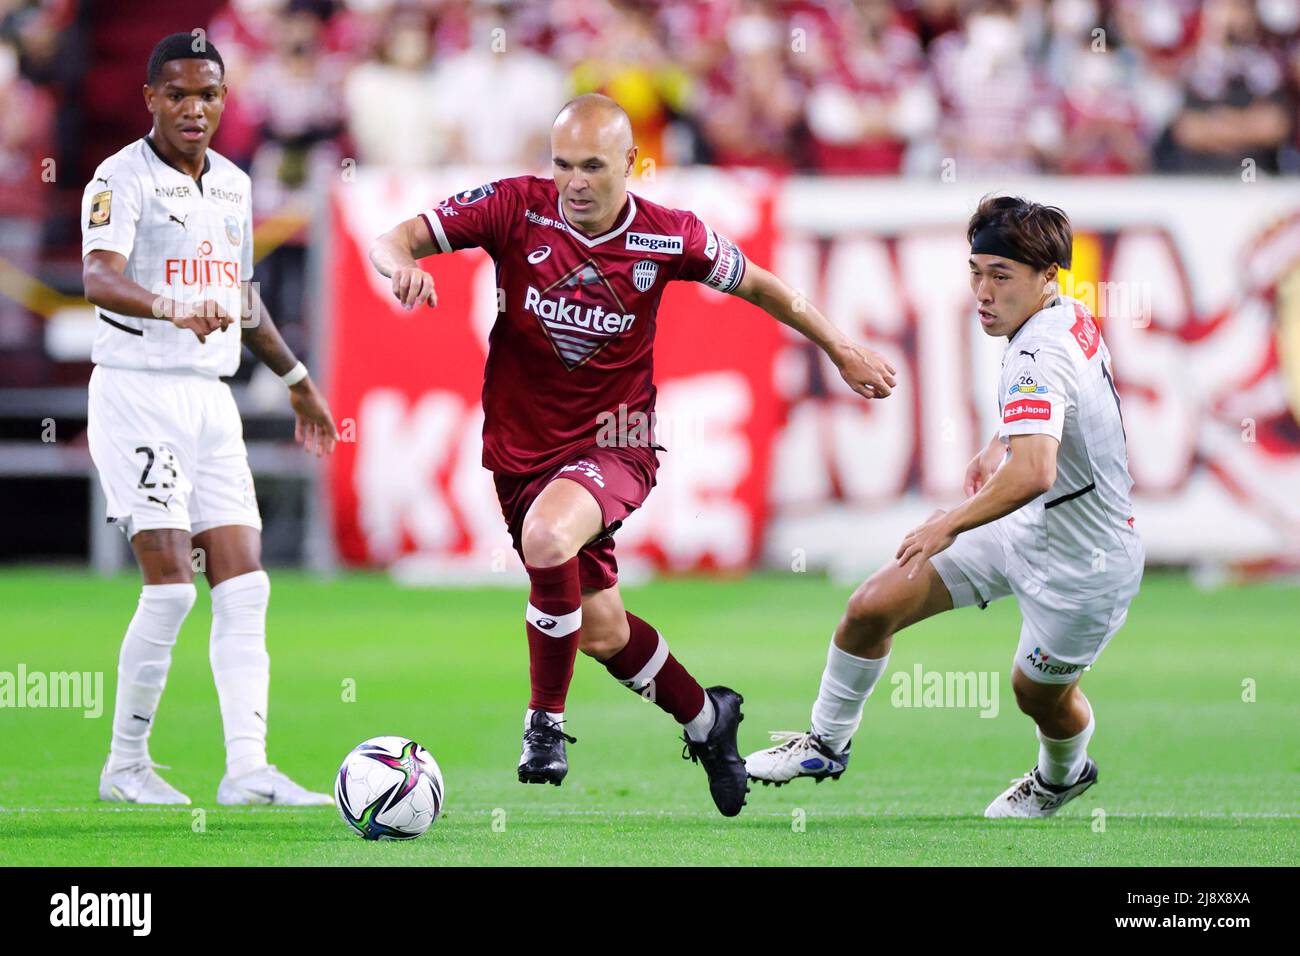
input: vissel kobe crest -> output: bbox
[632,259,659,292]
[524,259,638,370]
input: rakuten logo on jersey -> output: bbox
[523,286,636,335]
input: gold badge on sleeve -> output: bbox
[88,190,112,227]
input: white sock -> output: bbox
[810,638,890,753]
[525,708,565,730]
[683,692,716,743]
[107,583,196,772]
[1037,701,1095,787]
[210,570,271,778]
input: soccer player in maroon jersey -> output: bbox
[369,94,896,816]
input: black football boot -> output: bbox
[681,686,749,817]
[517,710,576,786]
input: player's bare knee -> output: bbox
[840,578,899,649]
[1013,677,1069,721]
[1013,685,1041,719]
[193,526,263,586]
[519,518,578,568]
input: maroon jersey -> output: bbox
[417,176,747,475]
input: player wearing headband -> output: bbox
[745,195,1144,818]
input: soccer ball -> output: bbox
[335,736,445,840]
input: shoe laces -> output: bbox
[681,724,720,762]
[766,730,813,753]
[1005,770,1044,803]
[682,719,736,763]
[525,716,576,746]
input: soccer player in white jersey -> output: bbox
[82,34,338,805]
[746,195,1145,817]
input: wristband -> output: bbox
[281,361,308,387]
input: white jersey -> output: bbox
[996,295,1143,596]
[81,136,253,378]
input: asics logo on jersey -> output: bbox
[168,214,187,229]
[527,245,552,264]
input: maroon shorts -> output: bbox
[494,444,660,592]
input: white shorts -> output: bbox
[88,365,261,539]
[930,518,1141,684]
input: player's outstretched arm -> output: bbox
[896,434,1058,578]
[369,217,438,310]
[83,249,232,343]
[241,280,338,457]
[731,261,897,399]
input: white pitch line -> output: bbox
[0,806,1296,820]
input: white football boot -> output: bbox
[217,764,333,806]
[99,759,192,805]
[745,731,851,787]
[984,759,1098,818]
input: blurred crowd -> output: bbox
[198,0,1300,190]
[1,0,71,358]
[1,0,1298,380]
[1,0,1296,240]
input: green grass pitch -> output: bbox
[0,568,1295,866]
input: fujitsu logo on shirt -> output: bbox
[164,239,239,289]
